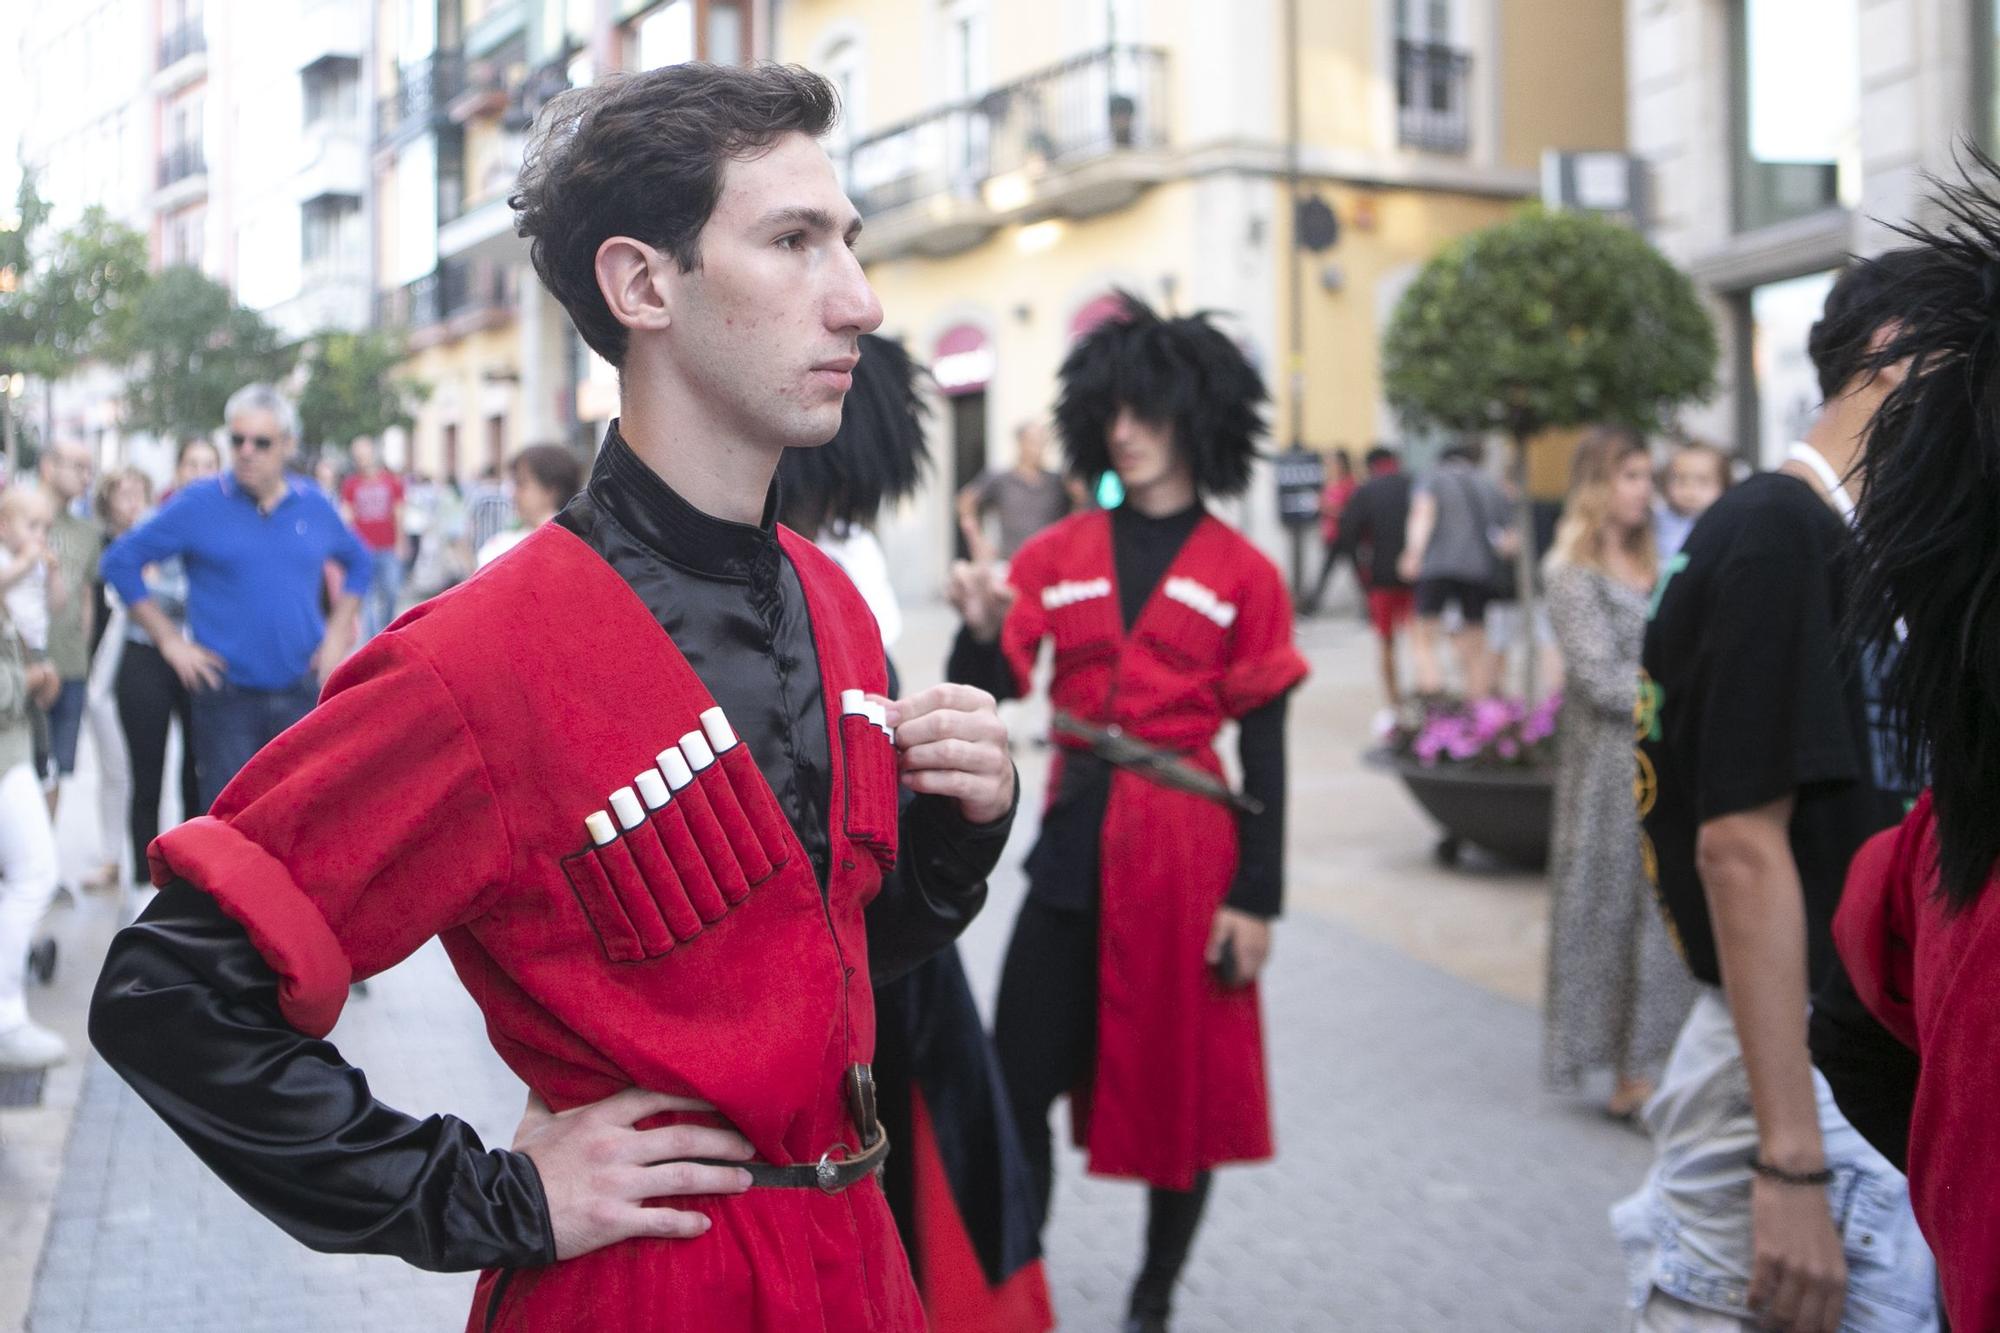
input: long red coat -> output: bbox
[1835,793,2000,1332]
[1000,510,1309,1190]
[147,523,924,1332]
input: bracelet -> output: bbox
[1749,1157,1834,1187]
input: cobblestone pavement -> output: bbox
[14,603,1653,1331]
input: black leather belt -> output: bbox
[695,1063,888,1194]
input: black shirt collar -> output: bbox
[587,420,783,586]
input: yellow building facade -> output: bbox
[777,0,1626,585]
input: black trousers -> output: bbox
[115,640,198,883]
[993,896,1214,1318]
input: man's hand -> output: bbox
[884,682,1014,825]
[1747,1176,1846,1333]
[1395,549,1421,585]
[512,1087,755,1262]
[160,635,225,692]
[24,662,60,711]
[1205,907,1273,987]
[947,560,1014,643]
[311,635,350,688]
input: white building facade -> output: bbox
[1627,0,1994,465]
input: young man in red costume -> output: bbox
[949,294,1308,1333]
[87,63,1017,1332]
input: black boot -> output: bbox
[1124,1172,1214,1332]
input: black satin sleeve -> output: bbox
[1223,695,1290,919]
[88,881,557,1271]
[867,788,1015,987]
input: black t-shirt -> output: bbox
[1639,473,1902,991]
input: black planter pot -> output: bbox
[1384,757,1554,870]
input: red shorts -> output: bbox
[1368,587,1415,639]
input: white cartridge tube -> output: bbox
[609,786,645,831]
[699,706,738,753]
[635,768,670,810]
[678,730,716,772]
[585,810,617,846]
[657,747,695,791]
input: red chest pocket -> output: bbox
[558,708,794,963]
[837,691,899,870]
[1136,576,1236,673]
[1042,577,1120,674]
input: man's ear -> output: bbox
[1865,319,1912,391]
[595,236,674,336]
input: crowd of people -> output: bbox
[0,393,588,1073]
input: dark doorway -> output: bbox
[950,391,987,561]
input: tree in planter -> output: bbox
[296,328,430,460]
[109,266,297,443]
[1382,207,1718,697]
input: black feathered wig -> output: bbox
[1847,145,2000,911]
[776,333,932,536]
[1053,291,1267,498]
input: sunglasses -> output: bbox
[229,433,279,451]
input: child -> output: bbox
[0,594,65,1069]
[1654,440,1731,558]
[0,486,58,658]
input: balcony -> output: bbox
[1396,40,1473,155]
[297,0,365,69]
[377,50,466,148]
[153,143,208,210]
[465,0,528,58]
[297,117,368,203]
[374,258,511,345]
[842,44,1173,262]
[268,259,372,341]
[154,18,208,92]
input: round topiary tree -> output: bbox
[1382,207,1718,697]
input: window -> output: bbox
[820,35,865,162]
[1743,270,1838,466]
[1394,0,1470,154]
[302,195,363,270]
[303,56,362,128]
[487,414,507,475]
[634,1,695,70]
[163,206,205,268]
[443,422,461,482]
[1732,0,1859,231]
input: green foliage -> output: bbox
[296,328,430,454]
[108,266,297,441]
[1382,209,1718,441]
[0,172,150,381]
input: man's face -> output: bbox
[1106,405,1184,492]
[227,409,297,497]
[351,437,377,473]
[42,443,90,504]
[1017,424,1047,471]
[659,132,883,452]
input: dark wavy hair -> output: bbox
[511,62,838,366]
[775,334,931,535]
[1053,292,1266,497]
[1849,146,2000,911]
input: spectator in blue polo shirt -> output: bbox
[101,384,370,811]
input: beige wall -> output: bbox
[1296,0,1383,154]
[1498,0,1627,172]
[402,323,523,483]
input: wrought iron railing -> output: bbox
[1396,40,1472,154]
[158,19,206,70]
[840,44,1169,218]
[374,257,509,331]
[156,143,207,189]
[377,49,466,145]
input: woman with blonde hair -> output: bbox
[1541,427,1695,1118]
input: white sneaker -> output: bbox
[0,1020,68,1071]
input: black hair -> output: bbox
[776,334,931,535]
[512,62,838,366]
[1849,145,2000,910]
[1364,444,1398,469]
[1053,291,1266,497]
[510,443,584,509]
[1808,249,1938,401]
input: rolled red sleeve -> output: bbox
[1220,560,1309,718]
[147,633,510,1037]
[148,817,353,1037]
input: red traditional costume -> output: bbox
[999,509,1307,1187]
[143,522,926,1332]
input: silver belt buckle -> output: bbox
[815,1144,850,1194]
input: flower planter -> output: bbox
[1387,757,1554,870]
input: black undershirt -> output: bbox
[949,502,1289,918]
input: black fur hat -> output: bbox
[1053,291,1267,498]
[777,333,932,535]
